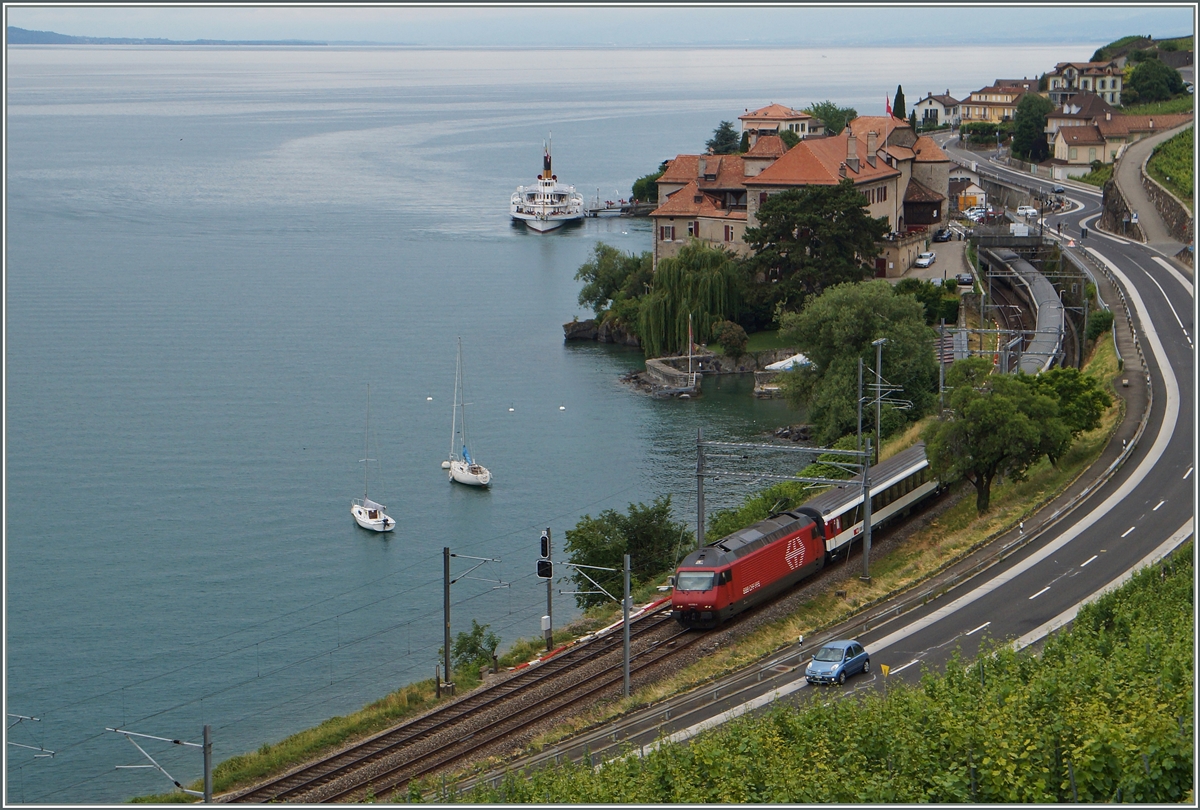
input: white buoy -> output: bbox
[559,406,566,410]
[427,397,433,401]
[508,407,515,412]
[441,460,451,469]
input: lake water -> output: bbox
[5,43,1070,803]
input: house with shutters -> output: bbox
[650,116,949,277]
[738,104,817,147]
[1046,60,1124,106]
[913,90,961,128]
[958,84,1032,124]
[1044,92,1118,148]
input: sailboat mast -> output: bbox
[449,341,461,460]
[364,384,371,499]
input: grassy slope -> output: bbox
[1145,126,1194,210]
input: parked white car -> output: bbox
[915,251,936,268]
[1017,205,1038,216]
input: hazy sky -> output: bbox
[4,4,1196,47]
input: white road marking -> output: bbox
[891,660,919,674]
[1121,526,1136,538]
[1141,267,1192,345]
[1153,500,1165,511]
[1152,257,1194,296]
[965,622,991,636]
[1028,587,1050,600]
[1080,555,1098,567]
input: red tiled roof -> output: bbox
[739,103,811,122]
[904,176,944,203]
[1057,125,1105,146]
[745,134,788,158]
[1097,113,1193,138]
[650,180,746,219]
[1051,92,1118,120]
[913,135,949,162]
[848,115,911,142]
[658,154,748,189]
[745,132,900,187]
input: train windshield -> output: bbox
[675,572,715,591]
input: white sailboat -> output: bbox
[447,338,491,487]
[351,384,396,532]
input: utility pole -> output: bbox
[443,547,451,690]
[696,427,705,549]
[857,357,864,453]
[623,555,631,697]
[861,438,873,582]
[873,338,887,465]
[107,726,211,802]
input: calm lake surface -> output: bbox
[6,43,1070,803]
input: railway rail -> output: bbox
[223,608,692,803]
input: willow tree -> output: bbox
[638,242,741,358]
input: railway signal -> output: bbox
[536,559,553,579]
[539,528,551,558]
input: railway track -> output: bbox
[223,607,694,803]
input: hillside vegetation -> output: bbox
[1146,126,1194,209]
[441,545,1196,803]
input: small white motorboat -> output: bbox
[352,384,396,531]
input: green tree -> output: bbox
[638,242,741,358]
[563,496,690,609]
[739,130,751,152]
[1086,308,1114,341]
[1011,92,1055,162]
[1017,366,1112,453]
[778,129,800,149]
[450,619,500,674]
[803,100,857,135]
[894,277,958,325]
[923,358,1071,512]
[893,85,906,119]
[1128,58,1186,103]
[631,161,667,203]
[574,242,652,317]
[777,280,938,444]
[711,320,748,359]
[706,120,741,155]
[742,180,889,314]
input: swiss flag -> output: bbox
[885,94,892,117]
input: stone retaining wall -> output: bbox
[1099,177,1146,242]
[1140,156,1194,245]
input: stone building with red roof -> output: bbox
[649,117,950,276]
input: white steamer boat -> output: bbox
[510,135,584,232]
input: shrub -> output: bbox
[711,320,749,359]
[1086,308,1114,341]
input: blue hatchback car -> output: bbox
[805,640,870,686]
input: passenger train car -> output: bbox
[671,443,938,628]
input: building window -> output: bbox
[724,224,734,242]
[688,220,699,237]
[1089,147,1096,162]
[1069,147,1077,160]
[660,225,675,241]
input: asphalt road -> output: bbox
[462,138,1195,784]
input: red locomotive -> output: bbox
[671,443,936,629]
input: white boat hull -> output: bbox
[512,213,581,232]
[351,501,395,532]
[449,460,491,486]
